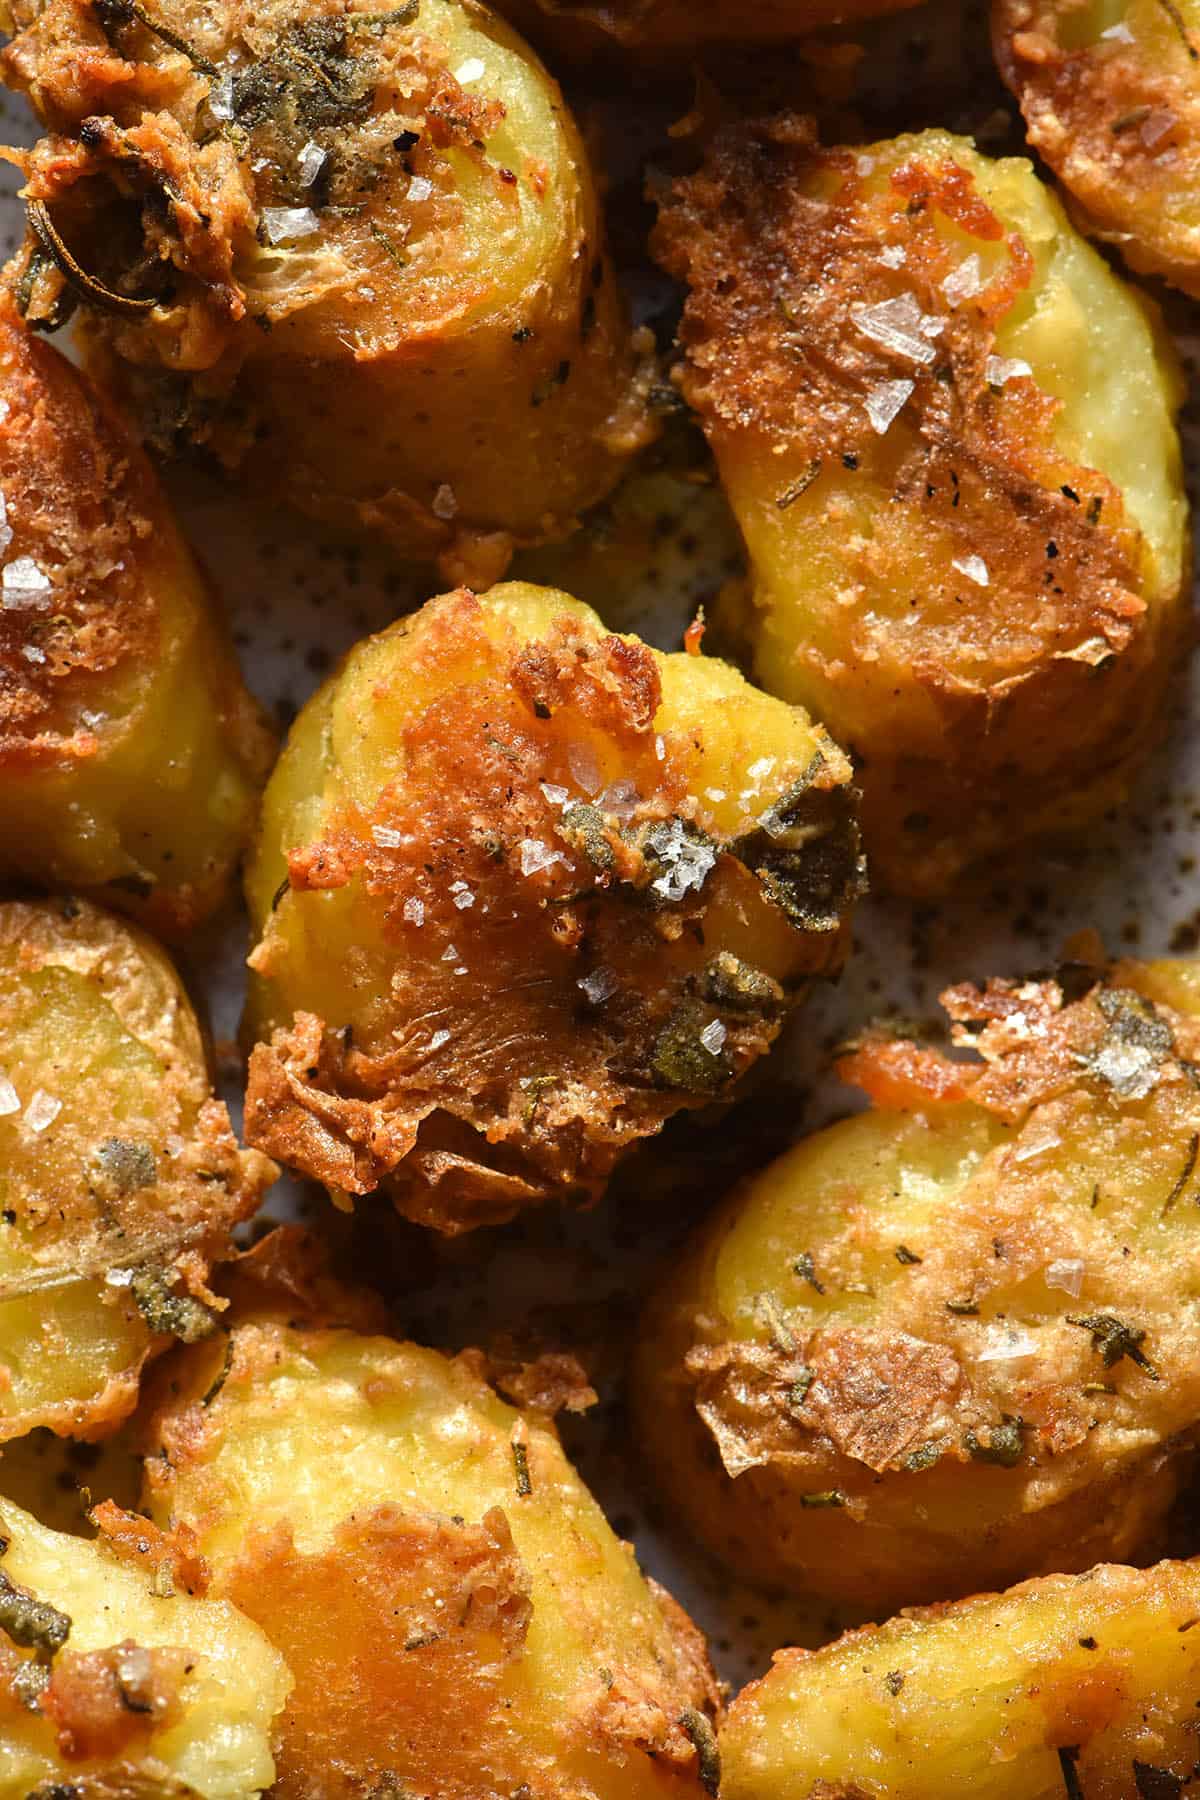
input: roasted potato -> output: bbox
[0,895,274,1442]
[0,295,271,935]
[655,120,1188,896]
[495,0,921,51]
[633,951,1200,1615]
[994,0,1200,296]
[242,579,864,1233]
[139,1295,722,1799]
[0,1489,289,1799]
[721,1559,1200,1800]
[2,0,650,573]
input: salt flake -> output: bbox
[429,1029,451,1050]
[985,354,1032,388]
[297,140,328,186]
[879,244,906,268]
[649,820,717,902]
[209,70,234,119]
[450,881,475,910]
[577,966,618,1005]
[952,553,990,589]
[977,1323,1039,1364]
[262,206,320,244]
[1045,1257,1085,1298]
[520,838,567,877]
[864,379,914,435]
[0,1075,18,1117]
[431,483,457,520]
[942,253,982,304]
[540,782,569,808]
[699,1019,727,1056]
[851,293,942,365]
[403,897,425,926]
[2,557,52,605]
[408,175,434,203]
[1101,20,1135,39]
[567,741,601,795]
[24,1089,60,1133]
[0,493,11,558]
[372,824,403,848]
[454,56,485,81]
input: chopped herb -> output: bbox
[12,1660,50,1709]
[369,220,407,271]
[93,0,216,70]
[842,452,859,469]
[679,1708,720,1797]
[403,1630,441,1651]
[799,1489,846,1508]
[25,201,157,319]
[894,1244,922,1265]
[775,460,822,509]
[885,1670,905,1695]
[557,802,615,872]
[1085,988,1174,1099]
[946,1297,979,1316]
[0,1570,70,1657]
[905,1442,941,1472]
[963,1420,1024,1467]
[1150,0,1198,57]
[793,1252,826,1295]
[1067,1313,1158,1379]
[734,751,867,933]
[512,1438,532,1497]
[393,128,420,151]
[1087,496,1103,524]
[1077,1636,1097,1650]
[1058,1745,1084,1800]
[650,1001,732,1093]
[701,952,783,1015]
[787,1366,814,1410]
[130,1268,218,1344]
[271,875,290,911]
[201,1334,235,1407]
[93,1138,156,1196]
[1163,1133,1199,1213]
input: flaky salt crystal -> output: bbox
[209,70,234,119]
[520,838,567,876]
[577,966,617,1004]
[1101,21,1134,39]
[24,1089,60,1133]
[431,483,457,519]
[879,245,906,268]
[21,645,45,664]
[540,782,569,808]
[297,140,327,186]
[372,824,403,848]
[851,293,941,365]
[0,493,11,558]
[450,881,475,910]
[567,742,601,795]
[864,379,914,435]
[1045,1257,1085,1297]
[454,56,485,81]
[985,354,1032,388]
[262,206,319,244]
[0,1075,17,1117]
[2,557,52,605]
[600,779,639,821]
[403,897,425,926]
[649,820,717,901]
[409,175,434,203]
[430,1029,451,1050]
[1141,108,1177,147]
[952,554,989,588]
[977,1324,1038,1364]
[699,1019,727,1055]
[942,254,983,304]
[441,943,459,961]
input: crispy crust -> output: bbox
[655,115,1184,894]
[245,588,861,1231]
[635,959,1200,1614]
[993,0,1200,295]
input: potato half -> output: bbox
[633,953,1200,1615]
[2,0,649,570]
[722,1559,1200,1800]
[655,120,1188,896]
[140,1300,722,1799]
[0,895,274,1442]
[0,1491,289,1799]
[243,579,864,1233]
[0,296,271,935]
[994,0,1200,296]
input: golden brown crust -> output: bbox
[635,958,1200,1614]
[655,115,1185,894]
[245,587,861,1231]
[993,0,1200,295]
[41,1644,189,1763]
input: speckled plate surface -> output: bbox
[1,4,1199,1693]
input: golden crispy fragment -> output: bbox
[0,1490,289,1798]
[494,0,920,50]
[0,896,274,1443]
[242,579,863,1232]
[721,1559,1200,1800]
[0,296,271,935]
[633,952,1200,1615]
[994,0,1200,296]
[139,1303,722,1800]
[1,0,650,573]
[656,120,1188,896]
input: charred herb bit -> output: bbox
[1058,1745,1084,1800]
[93,1137,157,1196]
[13,247,77,335]
[787,1366,815,1410]
[884,1670,905,1696]
[905,1441,941,1472]
[649,1000,733,1092]
[130,1267,218,1344]
[402,1629,442,1652]
[946,1297,979,1316]
[271,874,290,912]
[228,11,402,137]
[1067,1313,1159,1379]
[369,220,407,272]
[894,1244,922,1265]
[734,753,867,934]
[775,459,822,510]
[793,1251,826,1295]
[1086,987,1175,1099]
[1151,0,1199,56]
[93,0,216,70]
[201,1334,235,1408]
[701,952,784,1016]
[1133,1763,1185,1800]
[511,1437,532,1498]
[556,802,616,873]
[12,1660,50,1710]
[679,1708,721,1798]
[963,1420,1024,1467]
[25,202,157,320]
[25,1788,82,1800]
[799,1489,847,1509]
[1163,1132,1199,1214]
[0,1569,70,1657]
[1077,1636,1098,1650]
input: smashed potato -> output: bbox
[0,1490,289,1799]
[0,896,273,1442]
[141,1308,721,1799]
[634,952,1200,1615]
[2,0,649,571]
[0,295,271,935]
[656,120,1188,895]
[243,579,864,1233]
[722,1559,1200,1800]
[994,0,1200,296]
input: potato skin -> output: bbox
[0,1492,289,1799]
[242,579,863,1232]
[139,1296,721,1800]
[0,297,271,935]
[655,119,1188,896]
[0,896,274,1443]
[722,1559,1200,1800]
[994,0,1200,297]
[3,0,649,570]
[633,955,1200,1615]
